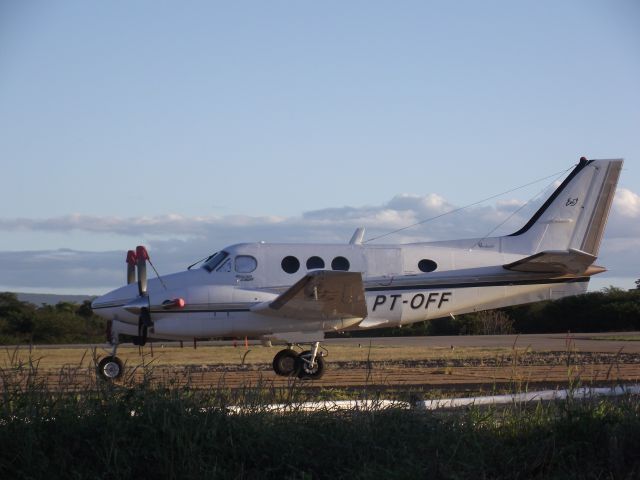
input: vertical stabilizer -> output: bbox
[506,158,623,255]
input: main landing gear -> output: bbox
[272,342,326,379]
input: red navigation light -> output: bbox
[162,298,186,309]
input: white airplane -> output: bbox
[92,157,623,380]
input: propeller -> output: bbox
[136,245,149,296]
[123,245,184,346]
[126,250,137,285]
[135,246,150,345]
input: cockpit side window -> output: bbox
[202,251,229,272]
[235,255,257,273]
[217,258,232,273]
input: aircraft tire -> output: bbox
[97,355,124,381]
[295,350,325,380]
[272,349,299,376]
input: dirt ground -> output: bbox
[3,333,640,392]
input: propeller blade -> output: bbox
[136,245,149,296]
[126,250,137,285]
[137,307,151,346]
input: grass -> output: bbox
[1,346,640,478]
[1,376,639,478]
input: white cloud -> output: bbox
[612,188,640,218]
[387,193,449,213]
[0,187,638,292]
[496,199,526,209]
[603,188,640,240]
[0,213,287,236]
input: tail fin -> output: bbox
[506,158,623,255]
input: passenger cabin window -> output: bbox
[235,255,257,273]
[281,256,300,274]
[418,259,438,273]
[202,251,229,272]
[331,256,350,271]
[306,256,325,270]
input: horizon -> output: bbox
[1,2,638,293]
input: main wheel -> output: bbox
[295,350,325,379]
[272,349,299,376]
[97,355,124,381]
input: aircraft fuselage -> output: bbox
[92,239,589,342]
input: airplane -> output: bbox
[92,157,623,381]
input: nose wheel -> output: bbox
[97,355,124,381]
[97,323,124,381]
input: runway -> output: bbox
[325,331,640,353]
[29,331,640,353]
[10,332,640,392]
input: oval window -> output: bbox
[281,256,300,274]
[306,256,325,270]
[418,259,438,273]
[235,255,257,273]
[331,256,350,271]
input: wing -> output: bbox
[252,270,367,320]
[503,248,600,275]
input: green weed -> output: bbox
[0,349,639,479]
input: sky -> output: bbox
[0,0,638,295]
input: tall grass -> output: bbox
[1,351,639,479]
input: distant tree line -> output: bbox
[0,293,104,345]
[1,284,639,344]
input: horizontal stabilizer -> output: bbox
[504,249,601,275]
[252,270,367,320]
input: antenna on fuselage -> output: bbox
[349,227,365,245]
[187,254,212,270]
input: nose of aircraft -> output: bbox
[91,283,139,319]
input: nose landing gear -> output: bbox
[272,342,326,379]
[97,355,123,380]
[96,320,124,381]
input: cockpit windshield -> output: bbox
[202,251,229,272]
